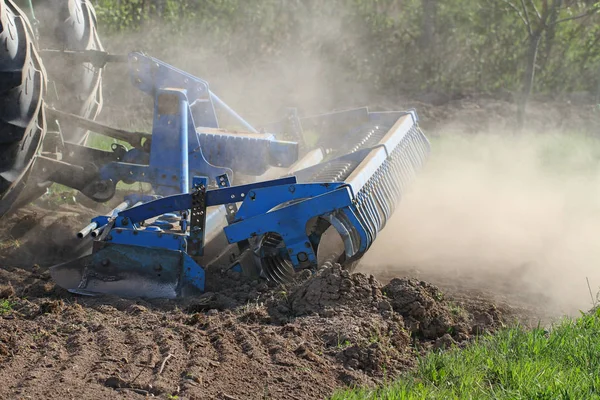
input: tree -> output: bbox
[500,0,600,129]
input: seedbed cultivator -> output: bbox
[0,0,430,299]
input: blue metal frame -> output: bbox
[98,53,298,196]
[129,52,258,133]
[53,52,430,299]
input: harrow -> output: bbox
[0,0,430,299]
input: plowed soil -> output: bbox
[0,206,547,400]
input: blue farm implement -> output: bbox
[0,0,430,299]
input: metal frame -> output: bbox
[47,52,430,299]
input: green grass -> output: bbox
[332,309,600,399]
[0,299,15,315]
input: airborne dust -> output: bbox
[63,5,600,319]
[361,131,600,317]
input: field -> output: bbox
[2,0,600,398]
[1,94,599,399]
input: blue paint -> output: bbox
[58,51,430,299]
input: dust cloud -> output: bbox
[360,131,600,317]
[32,2,600,318]
[96,4,375,128]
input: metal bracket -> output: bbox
[39,49,129,68]
[217,173,238,224]
[46,108,150,149]
[189,176,208,257]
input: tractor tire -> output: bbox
[34,0,104,144]
[0,0,47,217]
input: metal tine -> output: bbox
[381,169,397,211]
[359,190,379,235]
[387,153,404,198]
[404,139,420,171]
[268,258,289,283]
[374,168,392,221]
[279,262,296,281]
[409,129,428,168]
[416,129,431,155]
[354,193,371,238]
[364,191,382,234]
[353,205,372,250]
[270,260,291,283]
[394,155,409,194]
[410,133,427,169]
[404,137,420,170]
[413,129,429,155]
[261,259,277,282]
[369,179,388,230]
[335,210,361,257]
[364,185,382,232]
[404,129,419,159]
[382,173,401,215]
[356,198,376,247]
[388,153,406,199]
[376,169,394,220]
[373,183,390,230]
[368,176,387,228]
[397,151,415,188]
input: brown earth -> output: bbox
[0,207,546,400]
[0,93,586,399]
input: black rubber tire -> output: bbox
[34,0,104,144]
[0,0,47,217]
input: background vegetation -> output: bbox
[91,0,600,103]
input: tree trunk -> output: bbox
[420,0,437,84]
[517,33,542,130]
[421,0,436,48]
[541,0,562,69]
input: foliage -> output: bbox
[89,0,600,98]
[0,299,14,315]
[332,308,600,399]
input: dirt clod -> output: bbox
[290,263,383,316]
[383,278,470,339]
[0,284,15,298]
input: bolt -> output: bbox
[288,186,295,193]
[121,218,129,226]
[101,259,110,267]
[297,252,308,263]
[249,191,256,200]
